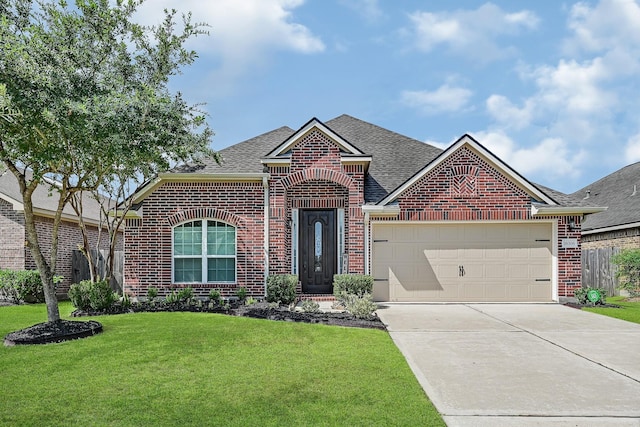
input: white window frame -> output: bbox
[291,209,299,275]
[337,208,345,274]
[172,219,237,284]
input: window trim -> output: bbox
[172,219,237,284]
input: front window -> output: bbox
[173,220,236,283]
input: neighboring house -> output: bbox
[125,115,603,303]
[0,169,121,296]
[571,162,640,292]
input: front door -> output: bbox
[300,210,336,294]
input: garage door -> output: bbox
[372,222,553,302]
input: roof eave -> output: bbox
[132,172,270,204]
[530,205,607,216]
[582,221,640,235]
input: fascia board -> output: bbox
[361,204,400,217]
[531,205,608,216]
[0,192,23,210]
[582,221,640,235]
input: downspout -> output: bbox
[263,176,269,297]
[364,211,370,275]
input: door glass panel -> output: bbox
[314,221,322,272]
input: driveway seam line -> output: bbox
[465,304,640,386]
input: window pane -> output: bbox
[174,221,202,256]
[175,258,202,282]
[207,222,235,256]
[207,258,236,282]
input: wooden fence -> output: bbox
[581,247,619,296]
[72,249,124,294]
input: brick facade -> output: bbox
[124,181,266,298]
[370,147,583,298]
[124,125,585,301]
[0,198,119,295]
[582,228,640,250]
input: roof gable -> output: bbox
[377,134,557,206]
[264,117,365,158]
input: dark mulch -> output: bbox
[69,300,386,330]
[4,319,102,346]
[563,302,621,310]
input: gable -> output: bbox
[378,134,556,207]
[396,146,533,219]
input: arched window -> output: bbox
[173,220,236,283]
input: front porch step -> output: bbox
[297,294,336,302]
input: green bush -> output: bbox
[236,286,248,302]
[333,274,373,297]
[0,269,55,303]
[266,274,298,305]
[573,287,607,305]
[343,293,378,319]
[299,299,321,313]
[611,249,640,297]
[209,289,221,303]
[68,280,117,311]
[177,287,194,302]
[147,287,158,301]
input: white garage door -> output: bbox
[372,222,553,302]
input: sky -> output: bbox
[134,0,640,194]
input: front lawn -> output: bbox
[583,296,640,324]
[0,302,444,426]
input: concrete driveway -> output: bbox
[376,304,640,426]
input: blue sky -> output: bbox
[136,0,640,194]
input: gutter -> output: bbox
[263,176,270,297]
[530,205,607,216]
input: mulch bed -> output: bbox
[4,319,103,346]
[3,300,385,346]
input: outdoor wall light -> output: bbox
[568,219,576,231]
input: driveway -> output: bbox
[376,304,640,426]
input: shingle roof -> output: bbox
[0,169,104,222]
[174,114,444,203]
[571,162,640,231]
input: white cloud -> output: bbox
[486,95,534,130]
[473,130,585,180]
[339,0,383,23]
[401,84,473,115]
[405,3,539,63]
[564,0,640,55]
[134,0,324,88]
[625,133,640,163]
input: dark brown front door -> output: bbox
[300,210,336,294]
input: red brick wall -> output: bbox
[0,199,26,270]
[371,147,582,298]
[124,181,266,298]
[268,129,366,279]
[25,215,118,294]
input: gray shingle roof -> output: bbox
[170,114,578,206]
[174,114,444,203]
[571,162,640,231]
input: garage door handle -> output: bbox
[459,265,465,277]
[535,278,550,282]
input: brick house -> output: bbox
[0,169,120,296]
[125,115,603,302]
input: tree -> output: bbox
[0,0,214,323]
[611,248,640,298]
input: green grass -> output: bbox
[583,296,640,324]
[0,302,444,426]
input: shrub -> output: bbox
[68,280,117,311]
[573,287,607,305]
[165,290,180,304]
[266,274,298,305]
[236,286,248,302]
[209,289,221,303]
[343,293,378,319]
[333,274,373,297]
[177,287,194,303]
[611,249,640,297]
[147,287,158,301]
[299,299,321,313]
[0,269,56,303]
